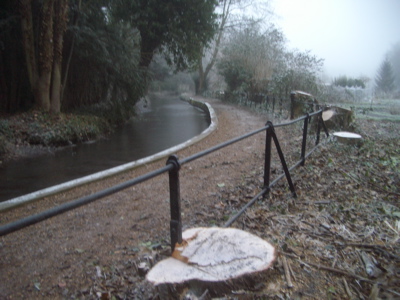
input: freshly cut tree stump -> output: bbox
[322,109,335,121]
[146,227,276,298]
[333,131,363,146]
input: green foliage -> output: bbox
[62,1,145,119]
[1,0,218,118]
[217,24,323,100]
[332,76,366,89]
[111,0,218,70]
[217,24,285,94]
[1,111,110,149]
[217,58,253,92]
[271,50,324,97]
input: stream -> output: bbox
[0,94,209,202]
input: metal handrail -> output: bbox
[0,109,329,249]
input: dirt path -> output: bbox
[0,97,272,299]
[1,97,399,299]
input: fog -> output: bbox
[272,0,400,80]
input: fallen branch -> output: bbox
[342,277,352,298]
[296,259,375,284]
[282,256,293,288]
[296,259,400,292]
[335,242,400,260]
[297,201,331,205]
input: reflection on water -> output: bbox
[0,94,209,202]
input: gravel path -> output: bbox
[0,96,274,299]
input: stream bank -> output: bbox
[0,111,111,163]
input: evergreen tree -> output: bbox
[387,42,400,92]
[375,58,395,96]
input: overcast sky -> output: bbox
[271,0,400,80]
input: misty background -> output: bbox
[1,0,399,117]
[272,0,400,80]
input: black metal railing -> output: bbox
[0,109,329,253]
[217,91,287,114]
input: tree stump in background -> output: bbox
[323,106,355,131]
[290,91,318,119]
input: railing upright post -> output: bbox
[301,114,309,166]
[269,122,297,198]
[166,155,182,252]
[316,111,322,146]
[321,110,330,138]
[263,122,273,194]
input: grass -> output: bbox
[329,98,400,122]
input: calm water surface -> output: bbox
[0,94,209,202]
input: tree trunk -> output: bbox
[196,22,225,95]
[61,0,80,104]
[37,73,51,111]
[36,0,54,111]
[19,0,68,112]
[19,0,37,94]
[50,0,68,113]
[50,62,61,113]
[197,53,205,95]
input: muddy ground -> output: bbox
[0,96,399,299]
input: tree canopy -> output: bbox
[217,24,284,93]
[216,23,323,99]
[111,0,218,70]
[332,76,366,89]
[194,0,272,95]
[0,0,218,114]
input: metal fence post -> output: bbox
[316,111,322,146]
[166,155,182,252]
[264,122,273,194]
[321,109,330,140]
[269,122,297,198]
[301,113,309,166]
